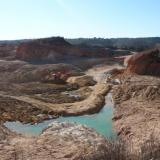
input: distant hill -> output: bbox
[66,37,160,51]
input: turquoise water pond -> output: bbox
[4,93,116,139]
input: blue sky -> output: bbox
[0,0,160,40]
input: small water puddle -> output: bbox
[4,93,116,139]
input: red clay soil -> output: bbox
[125,49,160,76]
[16,37,71,61]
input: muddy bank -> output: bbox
[1,83,110,122]
[4,92,116,138]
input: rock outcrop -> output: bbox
[39,122,108,159]
[125,49,160,76]
[0,122,109,160]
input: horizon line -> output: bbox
[0,36,160,41]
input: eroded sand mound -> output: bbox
[67,75,96,87]
[125,49,160,76]
[112,75,160,148]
